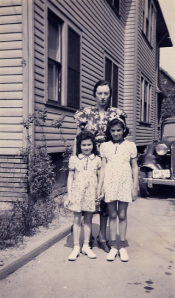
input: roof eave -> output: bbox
[154,0,173,48]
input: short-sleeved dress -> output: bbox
[74,106,124,215]
[100,140,137,203]
[68,154,101,212]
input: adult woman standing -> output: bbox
[73,80,121,253]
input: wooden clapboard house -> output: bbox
[0,0,172,201]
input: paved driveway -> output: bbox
[1,194,175,298]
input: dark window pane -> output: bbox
[67,27,80,108]
[114,0,119,11]
[48,19,60,60]
[48,61,54,100]
[48,59,61,103]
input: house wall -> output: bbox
[0,0,28,201]
[135,0,157,147]
[34,0,126,153]
[123,0,137,140]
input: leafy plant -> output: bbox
[0,110,66,249]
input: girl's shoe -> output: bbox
[82,245,97,259]
[118,248,129,262]
[106,247,118,261]
[68,246,80,261]
[96,235,111,253]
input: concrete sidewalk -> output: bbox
[0,195,175,297]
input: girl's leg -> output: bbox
[106,201,118,261]
[84,211,93,244]
[118,201,129,261]
[99,214,108,241]
[73,212,82,245]
[68,212,81,261]
[118,201,128,242]
[107,201,118,245]
[82,212,96,259]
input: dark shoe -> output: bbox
[89,235,95,249]
[96,235,111,253]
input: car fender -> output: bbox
[139,154,163,171]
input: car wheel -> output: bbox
[139,169,151,197]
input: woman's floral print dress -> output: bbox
[68,154,101,212]
[100,140,137,203]
[74,106,124,149]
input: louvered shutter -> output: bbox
[112,64,118,107]
[67,27,80,108]
[105,57,112,84]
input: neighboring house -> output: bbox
[159,68,175,123]
[0,0,172,201]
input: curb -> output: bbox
[0,224,73,281]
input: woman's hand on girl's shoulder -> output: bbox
[132,187,138,202]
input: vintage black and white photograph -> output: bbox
[0,0,175,297]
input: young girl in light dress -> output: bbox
[98,111,138,262]
[64,130,101,261]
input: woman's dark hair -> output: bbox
[105,117,129,141]
[93,80,112,99]
[76,130,98,155]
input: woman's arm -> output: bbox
[131,157,139,201]
[64,170,74,207]
[98,157,107,198]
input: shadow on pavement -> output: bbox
[64,222,129,249]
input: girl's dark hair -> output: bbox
[76,130,98,156]
[105,117,129,141]
[93,80,112,99]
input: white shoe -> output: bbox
[119,248,129,262]
[68,246,80,261]
[82,245,97,259]
[106,247,118,261]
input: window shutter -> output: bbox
[112,64,118,107]
[67,27,80,108]
[105,57,112,84]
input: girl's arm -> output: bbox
[64,170,74,207]
[131,157,139,201]
[98,157,107,198]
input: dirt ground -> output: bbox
[0,195,73,268]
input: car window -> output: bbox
[162,123,175,137]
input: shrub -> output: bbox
[0,110,65,249]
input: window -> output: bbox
[47,11,80,109]
[140,77,151,123]
[106,0,120,15]
[105,57,118,108]
[48,13,62,103]
[142,0,154,44]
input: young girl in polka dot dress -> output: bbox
[64,130,101,261]
[98,111,138,262]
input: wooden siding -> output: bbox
[135,0,157,146]
[123,0,136,140]
[0,0,23,155]
[33,0,126,153]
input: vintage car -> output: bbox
[138,117,175,197]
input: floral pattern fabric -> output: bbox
[67,154,101,212]
[74,106,125,146]
[100,140,137,203]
